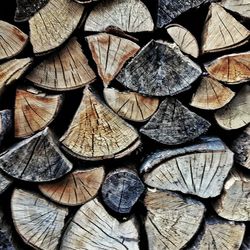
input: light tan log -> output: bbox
[0,171,12,195]
[104,88,159,122]
[39,167,105,206]
[86,33,140,86]
[11,189,68,250]
[221,0,250,19]
[201,3,250,54]
[60,198,140,250]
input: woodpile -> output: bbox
[0,0,249,249]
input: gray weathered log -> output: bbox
[0,171,12,195]
[117,40,202,96]
[0,110,12,146]
[242,234,250,250]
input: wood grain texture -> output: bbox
[202,3,250,53]
[0,128,72,182]
[27,38,96,91]
[29,0,84,55]
[144,189,205,250]
[140,97,210,145]
[60,87,141,160]
[87,33,140,86]
[117,40,202,96]
[0,110,12,146]
[11,189,68,250]
[39,167,105,206]
[84,0,154,33]
[0,171,12,195]
[221,0,250,19]
[60,199,140,250]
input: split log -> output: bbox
[15,87,63,138]
[215,85,250,130]
[117,40,202,96]
[60,199,140,250]
[140,97,210,145]
[60,87,141,161]
[0,21,28,60]
[103,88,159,122]
[0,110,12,146]
[11,189,68,250]
[29,0,84,55]
[74,0,98,3]
[201,3,250,54]
[0,171,12,195]
[190,76,235,110]
[39,167,105,206]
[102,168,144,213]
[141,137,234,198]
[144,189,205,250]
[86,33,140,86]
[221,0,250,19]
[166,24,199,58]
[0,128,72,182]
[26,38,96,91]
[84,0,154,33]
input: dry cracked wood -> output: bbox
[29,0,84,55]
[140,97,210,145]
[215,85,250,130]
[39,167,105,206]
[84,0,154,33]
[0,21,28,60]
[190,76,235,110]
[0,171,12,195]
[60,199,140,250]
[15,87,63,138]
[0,128,72,182]
[104,88,159,122]
[0,110,12,146]
[60,87,141,160]
[11,189,68,250]
[86,33,140,86]
[205,52,250,84]
[117,40,202,96]
[141,137,234,198]
[221,0,250,19]
[144,189,205,250]
[201,3,250,54]
[27,38,96,91]
[166,24,199,58]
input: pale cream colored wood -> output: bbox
[221,0,250,19]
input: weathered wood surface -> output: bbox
[11,189,68,250]
[140,97,210,145]
[84,0,154,33]
[117,40,202,96]
[74,0,99,3]
[86,33,140,86]
[60,199,140,250]
[0,110,12,146]
[0,171,12,195]
[0,128,72,182]
[39,167,105,206]
[221,0,250,19]
[202,3,250,53]
[60,87,141,160]
[242,234,250,250]
[144,189,205,250]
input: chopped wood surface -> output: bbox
[221,0,250,19]
[0,109,12,146]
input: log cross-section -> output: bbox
[221,0,250,19]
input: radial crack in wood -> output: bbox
[221,0,250,19]
[11,189,68,250]
[0,109,12,146]
[0,128,72,182]
[39,167,105,206]
[0,171,12,195]
[86,33,140,86]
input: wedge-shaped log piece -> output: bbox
[60,199,140,249]
[39,167,105,206]
[104,88,159,122]
[166,24,199,58]
[190,76,235,110]
[0,171,12,194]
[0,110,12,146]
[29,0,84,55]
[11,189,68,250]
[0,128,72,182]
[0,21,28,60]
[60,87,140,160]
[84,0,154,33]
[141,137,234,198]
[140,97,210,145]
[117,40,202,96]
[144,189,205,250]
[202,4,250,54]
[15,88,63,138]
[87,33,140,86]
[188,217,245,250]
[215,85,250,130]
[205,52,250,84]
[27,38,96,91]
[221,0,250,19]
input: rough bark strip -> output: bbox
[221,0,250,19]
[0,109,12,146]
[0,171,12,195]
